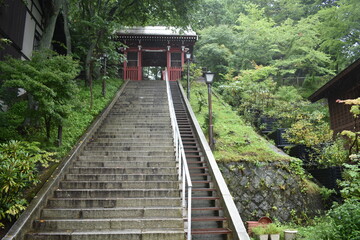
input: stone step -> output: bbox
[80,151,175,157]
[77,156,176,162]
[87,139,174,145]
[85,142,174,147]
[100,126,171,131]
[26,229,185,240]
[53,189,181,198]
[41,207,182,219]
[67,167,177,175]
[103,120,171,125]
[108,114,170,117]
[59,181,180,189]
[94,133,173,139]
[64,174,178,182]
[83,146,174,152]
[109,110,170,114]
[47,197,182,208]
[33,218,184,231]
[73,161,176,168]
[96,129,172,135]
[103,117,170,122]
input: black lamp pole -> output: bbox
[205,72,215,150]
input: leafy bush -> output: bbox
[0,50,80,141]
[0,140,55,226]
[299,199,360,240]
[339,158,360,200]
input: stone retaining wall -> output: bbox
[219,161,324,222]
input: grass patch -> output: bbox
[189,81,294,162]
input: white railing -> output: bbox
[164,69,193,240]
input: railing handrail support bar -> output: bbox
[164,69,192,240]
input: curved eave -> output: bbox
[309,58,360,102]
[114,35,198,42]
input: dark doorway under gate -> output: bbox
[142,51,166,80]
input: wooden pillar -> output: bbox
[123,50,127,80]
[137,45,142,80]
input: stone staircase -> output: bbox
[170,82,231,240]
[26,81,185,240]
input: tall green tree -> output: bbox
[316,0,360,72]
[69,0,199,84]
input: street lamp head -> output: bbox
[205,72,215,85]
[186,52,191,60]
[103,53,108,59]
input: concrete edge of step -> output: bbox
[2,80,130,240]
[176,81,251,240]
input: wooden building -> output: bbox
[0,0,44,60]
[115,26,197,81]
[0,0,66,60]
[309,58,360,133]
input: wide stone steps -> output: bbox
[83,146,173,152]
[80,150,174,157]
[41,207,182,219]
[47,197,182,208]
[59,181,180,189]
[88,139,173,145]
[93,133,173,139]
[67,167,177,175]
[53,189,180,198]
[26,230,185,240]
[73,161,176,168]
[33,218,183,231]
[64,174,178,181]
[26,81,184,240]
[77,155,175,161]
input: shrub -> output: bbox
[0,140,55,226]
[299,199,360,240]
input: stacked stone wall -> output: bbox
[219,161,324,222]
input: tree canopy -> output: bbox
[192,0,360,89]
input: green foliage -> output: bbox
[318,137,348,167]
[0,101,27,142]
[0,140,56,225]
[299,199,360,240]
[189,82,293,162]
[285,112,333,147]
[251,224,268,235]
[52,77,123,157]
[219,64,278,122]
[0,50,80,140]
[339,158,360,200]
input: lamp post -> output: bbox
[205,71,215,150]
[186,52,191,100]
[102,53,108,97]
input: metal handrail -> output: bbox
[164,69,193,240]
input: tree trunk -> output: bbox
[23,94,36,126]
[39,0,64,50]
[85,41,97,86]
[89,60,94,109]
[62,0,72,55]
[44,116,52,140]
[102,57,107,97]
[57,124,63,146]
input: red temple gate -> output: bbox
[115,26,197,81]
